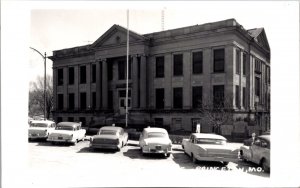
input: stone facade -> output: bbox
[49,19,270,137]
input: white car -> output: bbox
[47,122,86,144]
[182,133,239,165]
[28,120,56,140]
[139,127,172,157]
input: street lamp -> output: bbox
[30,47,47,120]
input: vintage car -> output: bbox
[89,126,128,150]
[47,122,86,144]
[182,133,239,165]
[28,120,56,140]
[239,135,270,172]
[139,127,172,157]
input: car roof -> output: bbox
[192,133,227,140]
[143,127,168,133]
[100,126,123,131]
[57,122,80,127]
[258,135,270,142]
[31,120,55,125]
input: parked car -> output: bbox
[28,120,56,141]
[89,126,128,151]
[239,135,270,172]
[182,133,239,165]
[139,127,172,157]
[47,122,86,144]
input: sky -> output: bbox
[2,1,300,187]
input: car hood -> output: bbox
[49,130,73,136]
[92,135,118,140]
[144,138,171,145]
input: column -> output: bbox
[63,67,68,110]
[164,53,172,109]
[132,55,139,108]
[86,63,91,109]
[74,65,79,110]
[102,59,108,109]
[140,55,147,108]
[183,51,191,109]
[96,59,101,110]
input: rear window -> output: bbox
[31,123,48,128]
[55,126,74,131]
[99,130,117,135]
[196,138,226,145]
[147,132,166,138]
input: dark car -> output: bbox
[89,126,128,151]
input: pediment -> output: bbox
[91,25,146,48]
[256,29,270,51]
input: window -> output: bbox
[243,53,246,75]
[92,92,96,109]
[236,49,240,74]
[266,66,270,84]
[173,87,183,109]
[255,59,262,73]
[80,66,86,84]
[68,117,74,122]
[156,56,164,78]
[154,118,164,127]
[156,88,165,109]
[255,77,260,97]
[242,87,246,107]
[57,68,64,86]
[193,51,203,74]
[173,54,183,76]
[68,93,75,110]
[68,67,74,85]
[92,64,96,83]
[235,85,240,108]
[214,49,225,73]
[213,85,224,108]
[80,92,86,110]
[118,60,125,80]
[57,94,64,110]
[192,86,202,108]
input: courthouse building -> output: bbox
[49,18,270,136]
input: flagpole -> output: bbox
[125,9,129,128]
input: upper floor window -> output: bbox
[118,60,125,80]
[173,54,183,76]
[214,49,225,73]
[80,66,86,84]
[57,94,64,110]
[173,87,183,108]
[193,51,203,74]
[156,56,164,78]
[255,77,260,97]
[107,61,113,81]
[68,93,75,110]
[242,87,246,108]
[156,88,165,109]
[68,67,74,85]
[255,59,262,73]
[236,49,240,74]
[235,85,240,108]
[92,64,96,83]
[243,53,246,75]
[80,92,87,110]
[57,68,64,86]
[92,92,96,109]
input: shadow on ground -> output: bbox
[123,148,169,160]
[77,147,119,154]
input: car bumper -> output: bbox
[47,138,75,143]
[29,134,48,139]
[195,154,238,163]
[90,143,121,150]
[142,146,172,154]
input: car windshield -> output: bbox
[99,130,117,135]
[196,138,226,145]
[147,132,166,138]
[55,126,74,131]
[31,123,48,128]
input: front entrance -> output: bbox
[118,89,131,114]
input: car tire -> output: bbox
[261,159,270,172]
[166,153,171,158]
[191,153,197,164]
[223,161,229,165]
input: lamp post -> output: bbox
[30,47,47,120]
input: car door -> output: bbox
[251,138,264,164]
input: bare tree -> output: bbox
[28,75,53,119]
[197,95,233,135]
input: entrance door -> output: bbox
[118,89,131,114]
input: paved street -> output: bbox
[27,139,270,187]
